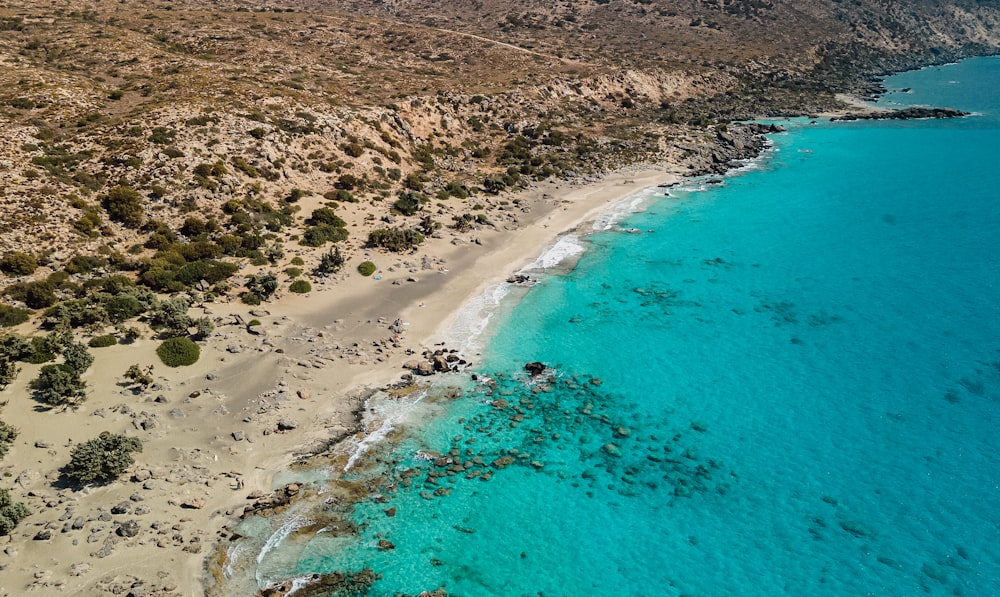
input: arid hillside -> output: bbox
[0,0,998,310]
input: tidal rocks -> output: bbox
[832,106,969,121]
[524,362,546,377]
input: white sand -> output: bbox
[0,166,680,596]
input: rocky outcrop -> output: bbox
[832,106,970,121]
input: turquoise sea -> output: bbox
[235,57,1000,596]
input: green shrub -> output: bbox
[123,364,153,387]
[30,363,86,406]
[101,186,144,227]
[290,256,305,266]
[64,431,142,485]
[307,207,346,228]
[315,247,345,275]
[0,358,19,389]
[0,304,30,328]
[289,280,312,293]
[0,488,29,535]
[391,191,424,216]
[367,228,425,252]
[357,261,377,277]
[0,419,17,459]
[247,319,261,327]
[0,252,37,276]
[156,337,200,367]
[299,224,348,247]
[88,334,118,348]
[284,267,303,278]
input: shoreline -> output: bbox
[0,162,685,597]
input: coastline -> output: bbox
[0,163,684,596]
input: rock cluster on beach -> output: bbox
[235,362,731,591]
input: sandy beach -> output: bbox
[0,165,682,597]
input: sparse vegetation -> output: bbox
[89,334,118,348]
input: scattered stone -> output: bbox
[33,529,52,541]
[117,520,140,538]
[277,418,298,431]
[180,498,205,510]
[34,440,51,449]
[232,431,246,442]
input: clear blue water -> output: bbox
[245,57,1000,596]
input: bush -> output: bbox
[289,280,312,293]
[357,261,377,277]
[284,267,303,278]
[101,186,144,227]
[0,304,30,328]
[307,207,347,228]
[123,364,153,387]
[156,337,200,367]
[30,363,86,406]
[63,342,94,374]
[315,247,345,275]
[15,280,58,309]
[0,419,17,459]
[0,488,29,535]
[367,228,425,252]
[0,252,37,276]
[391,191,424,216]
[89,334,118,348]
[64,431,142,485]
[0,358,19,389]
[300,224,348,247]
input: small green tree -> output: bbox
[123,364,154,387]
[29,364,86,406]
[0,419,18,459]
[0,488,29,535]
[0,357,20,390]
[315,247,345,275]
[148,296,193,338]
[64,432,142,485]
[101,186,144,227]
[62,342,94,374]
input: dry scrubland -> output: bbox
[0,0,999,595]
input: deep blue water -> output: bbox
[239,57,1000,596]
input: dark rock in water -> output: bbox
[524,362,546,377]
[839,520,873,538]
[378,539,395,551]
[832,106,968,121]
